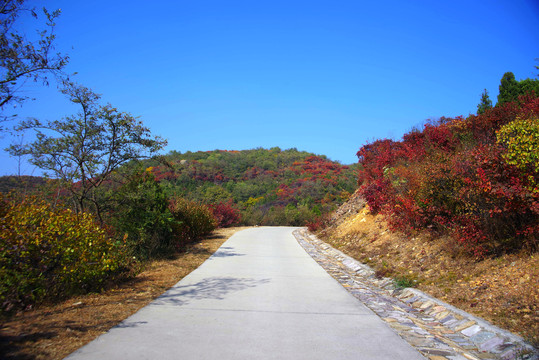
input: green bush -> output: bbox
[0,195,130,313]
[169,198,217,244]
[109,169,177,260]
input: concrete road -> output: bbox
[66,227,424,359]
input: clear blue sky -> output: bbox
[1,0,538,175]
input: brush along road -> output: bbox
[66,227,424,360]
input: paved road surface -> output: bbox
[66,227,425,359]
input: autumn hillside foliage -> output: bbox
[357,93,539,257]
[138,148,358,226]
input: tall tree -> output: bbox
[496,71,539,106]
[0,0,68,122]
[519,78,539,97]
[497,72,520,105]
[9,81,167,221]
[477,89,492,115]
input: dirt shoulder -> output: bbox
[318,204,538,347]
[0,227,250,360]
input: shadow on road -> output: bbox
[116,321,149,328]
[151,277,271,307]
[210,246,246,258]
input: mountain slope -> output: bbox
[139,147,359,225]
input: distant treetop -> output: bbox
[497,71,539,106]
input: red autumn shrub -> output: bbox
[357,139,404,185]
[423,123,459,152]
[306,213,330,232]
[356,94,539,257]
[359,178,393,214]
[207,201,241,228]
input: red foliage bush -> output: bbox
[423,123,459,152]
[356,94,539,257]
[306,214,330,232]
[207,201,241,228]
[357,139,403,185]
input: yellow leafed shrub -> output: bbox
[497,116,539,193]
[0,195,131,313]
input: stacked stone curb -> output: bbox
[293,228,538,360]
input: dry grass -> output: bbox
[319,208,539,346]
[0,227,250,360]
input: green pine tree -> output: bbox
[497,72,520,105]
[477,89,493,114]
[496,70,539,106]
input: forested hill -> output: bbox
[0,176,48,195]
[138,147,359,225]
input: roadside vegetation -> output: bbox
[353,76,538,257]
